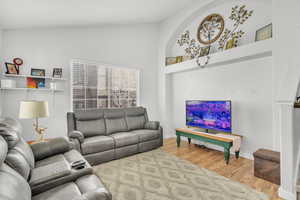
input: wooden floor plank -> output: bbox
[161,138,282,200]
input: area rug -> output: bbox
[94,149,268,200]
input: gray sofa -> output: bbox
[67,107,163,165]
[0,117,111,200]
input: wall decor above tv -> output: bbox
[186,100,232,133]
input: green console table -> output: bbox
[176,128,241,164]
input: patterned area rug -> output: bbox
[94,149,268,200]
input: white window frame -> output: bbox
[70,59,140,112]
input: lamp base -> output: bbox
[34,122,47,142]
[36,133,45,142]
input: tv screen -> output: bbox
[186,100,232,133]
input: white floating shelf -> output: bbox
[0,87,64,92]
[3,74,66,81]
[164,39,273,74]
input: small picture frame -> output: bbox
[165,57,177,66]
[31,68,45,77]
[182,55,192,62]
[199,46,210,57]
[52,68,63,78]
[225,38,237,50]
[175,56,183,63]
[255,23,272,42]
[5,63,19,74]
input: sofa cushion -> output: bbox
[110,132,139,148]
[30,137,70,161]
[75,110,106,137]
[75,109,104,121]
[35,150,86,168]
[144,121,160,130]
[81,136,114,155]
[0,136,8,166]
[0,127,20,148]
[125,107,148,131]
[31,150,94,195]
[32,182,82,200]
[0,127,35,180]
[29,160,71,186]
[32,175,111,200]
[76,119,106,137]
[104,109,128,134]
[0,117,23,135]
[0,163,32,200]
[131,129,160,142]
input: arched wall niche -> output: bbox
[165,0,272,58]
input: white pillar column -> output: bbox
[278,101,296,200]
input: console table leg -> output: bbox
[176,135,181,147]
[235,151,240,159]
[188,138,191,144]
[224,148,230,165]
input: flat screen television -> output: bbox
[186,100,232,133]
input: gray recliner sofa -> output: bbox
[0,117,111,200]
[67,107,163,165]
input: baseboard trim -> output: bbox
[278,187,296,200]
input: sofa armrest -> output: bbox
[144,121,160,130]
[69,130,84,143]
[30,137,70,161]
[29,160,71,186]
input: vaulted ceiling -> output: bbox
[0,0,197,29]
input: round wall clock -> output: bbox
[13,58,23,66]
[197,14,225,45]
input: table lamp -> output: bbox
[19,101,49,141]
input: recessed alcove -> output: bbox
[160,0,274,159]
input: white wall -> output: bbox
[0,29,3,115]
[171,57,273,157]
[1,24,159,140]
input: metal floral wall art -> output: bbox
[177,30,210,67]
[177,30,201,59]
[218,5,253,50]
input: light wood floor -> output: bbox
[161,138,281,200]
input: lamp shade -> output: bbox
[19,101,49,119]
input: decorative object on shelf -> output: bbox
[177,30,201,59]
[52,68,62,78]
[1,79,16,88]
[35,78,45,88]
[182,55,192,62]
[26,78,45,88]
[50,82,56,90]
[175,56,183,63]
[199,46,211,57]
[5,63,19,74]
[197,14,225,45]
[26,78,36,88]
[218,5,253,50]
[296,96,300,103]
[19,101,49,142]
[13,58,23,72]
[31,68,45,76]
[177,30,211,68]
[196,55,210,68]
[165,57,177,66]
[255,23,272,42]
[225,38,237,50]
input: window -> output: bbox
[71,61,139,111]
